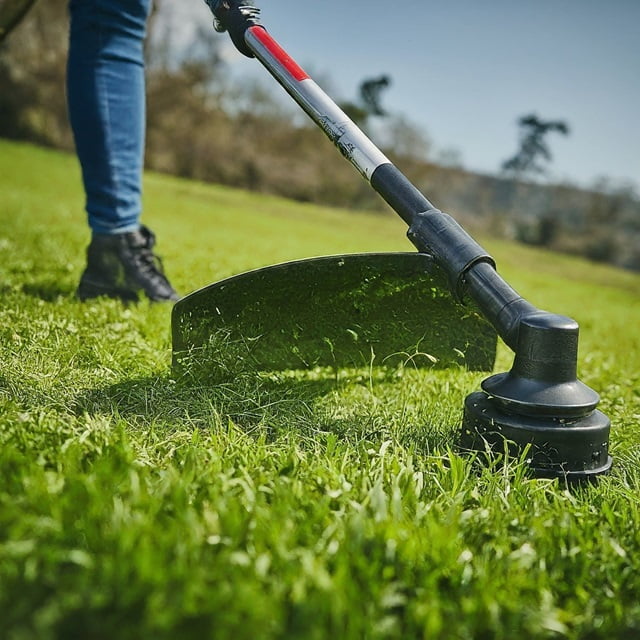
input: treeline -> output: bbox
[1,0,638,271]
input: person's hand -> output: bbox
[203,0,261,58]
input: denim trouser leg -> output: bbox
[67,0,151,235]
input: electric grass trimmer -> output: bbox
[173,2,612,480]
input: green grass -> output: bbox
[1,138,639,639]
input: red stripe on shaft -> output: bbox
[249,26,309,82]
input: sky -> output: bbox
[177,0,639,191]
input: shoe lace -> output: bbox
[133,246,170,284]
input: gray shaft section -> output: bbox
[245,28,389,181]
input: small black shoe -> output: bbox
[77,226,179,302]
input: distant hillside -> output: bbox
[1,0,638,271]
[398,162,640,271]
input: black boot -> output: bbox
[77,226,179,302]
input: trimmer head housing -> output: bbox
[460,311,612,479]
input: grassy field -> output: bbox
[1,139,639,639]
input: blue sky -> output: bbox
[182,0,639,191]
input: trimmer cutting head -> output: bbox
[172,252,496,377]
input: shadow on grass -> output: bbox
[73,366,452,451]
[74,370,357,431]
[21,280,75,301]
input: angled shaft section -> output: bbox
[245,26,534,348]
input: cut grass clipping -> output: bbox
[1,139,639,639]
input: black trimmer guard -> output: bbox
[172,253,496,375]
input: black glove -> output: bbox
[204,0,261,58]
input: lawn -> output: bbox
[1,139,639,639]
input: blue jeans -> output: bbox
[67,0,151,235]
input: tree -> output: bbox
[0,0,70,148]
[0,0,38,44]
[339,74,391,127]
[502,113,569,177]
[359,75,391,117]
